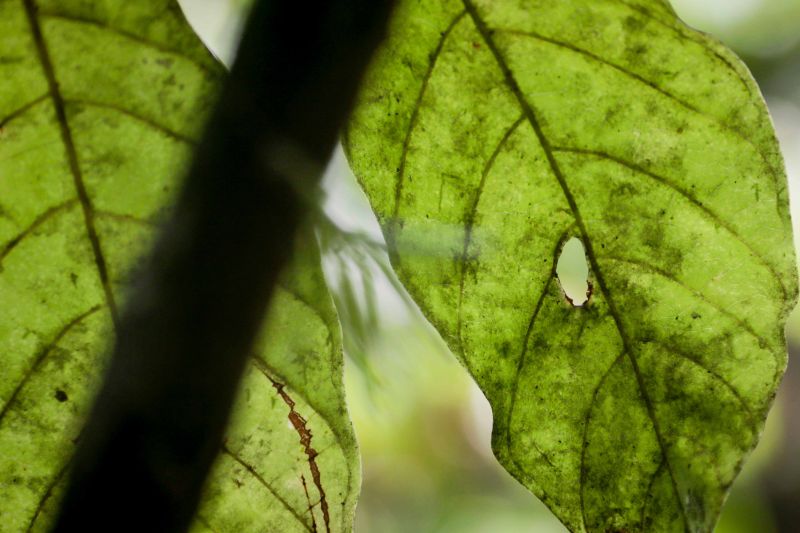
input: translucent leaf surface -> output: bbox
[345,0,797,531]
[0,1,358,531]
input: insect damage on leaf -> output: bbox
[0,1,358,531]
[345,0,797,531]
[556,237,590,307]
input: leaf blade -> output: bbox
[345,0,797,531]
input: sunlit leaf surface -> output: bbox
[346,0,797,531]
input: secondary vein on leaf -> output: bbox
[391,10,467,247]
[0,305,103,425]
[614,0,755,100]
[26,455,71,532]
[505,228,571,468]
[94,210,157,229]
[194,514,222,533]
[22,0,119,326]
[496,27,701,111]
[640,457,667,529]
[0,199,78,265]
[38,11,219,77]
[601,255,774,354]
[300,475,320,533]
[220,445,313,532]
[0,93,48,127]
[653,340,758,421]
[65,99,196,145]
[552,146,787,299]
[492,26,782,211]
[579,351,626,532]
[457,114,525,356]
[461,0,691,529]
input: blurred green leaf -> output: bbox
[345,0,797,531]
[0,1,358,531]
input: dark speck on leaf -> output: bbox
[55,389,68,402]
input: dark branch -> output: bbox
[51,1,395,531]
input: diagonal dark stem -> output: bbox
[51,1,395,531]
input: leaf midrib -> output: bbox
[22,0,119,325]
[460,1,692,530]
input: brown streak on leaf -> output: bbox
[268,377,331,533]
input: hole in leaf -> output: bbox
[556,237,589,307]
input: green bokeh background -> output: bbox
[180,1,800,531]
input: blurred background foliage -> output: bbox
[180,1,800,530]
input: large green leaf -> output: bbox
[345,0,797,531]
[0,1,358,531]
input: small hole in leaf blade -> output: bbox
[556,237,589,307]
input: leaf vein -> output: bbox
[23,0,119,325]
[494,27,777,189]
[37,11,219,77]
[552,146,788,299]
[505,229,571,464]
[194,514,221,533]
[456,114,525,354]
[639,457,667,530]
[653,340,757,422]
[254,363,331,533]
[0,305,103,425]
[0,93,48,128]
[462,1,691,528]
[0,199,78,266]
[64,99,196,145]
[94,209,157,228]
[390,10,467,243]
[26,456,71,532]
[600,255,773,353]
[579,351,627,533]
[614,0,755,100]
[220,445,313,532]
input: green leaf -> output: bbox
[0,1,358,531]
[345,0,797,531]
